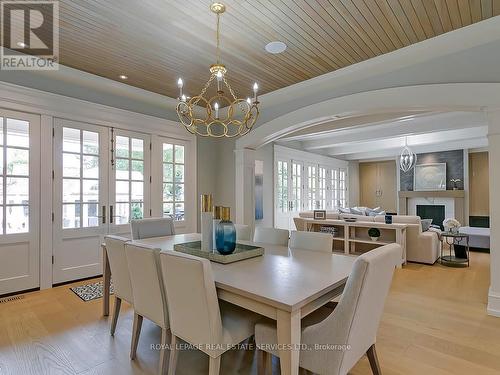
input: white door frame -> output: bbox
[0,109,40,295]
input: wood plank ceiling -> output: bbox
[12,0,500,98]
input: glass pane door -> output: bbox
[53,119,109,283]
[317,166,327,210]
[0,110,40,295]
[277,160,289,213]
[109,129,150,234]
[290,161,302,212]
[306,164,317,210]
[162,142,185,221]
[61,127,101,229]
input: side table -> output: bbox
[441,232,470,267]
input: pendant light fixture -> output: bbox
[399,136,417,172]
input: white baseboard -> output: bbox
[487,287,500,317]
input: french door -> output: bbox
[108,129,151,236]
[52,120,151,283]
[0,109,40,295]
[275,159,303,230]
[151,136,196,233]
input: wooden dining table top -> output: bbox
[135,233,356,312]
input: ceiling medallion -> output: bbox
[399,137,417,172]
[175,2,259,138]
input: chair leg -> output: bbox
[110,297,122,336]
[130,313,143,360]
[159,328,171,375]
[168,335,178,375]
[366,344,381,375]
[209,356,221,375]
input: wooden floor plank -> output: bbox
[0,252,499,374]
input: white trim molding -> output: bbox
[237,83,499,150]
[0,81,193,141]
[488,287,500,318]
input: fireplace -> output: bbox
[417,205,445,230]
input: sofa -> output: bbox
[297,211,440,264]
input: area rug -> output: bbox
[70,281,114,302]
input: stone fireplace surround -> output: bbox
[398,190,465,225]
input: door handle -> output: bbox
[110,205,113,224]
[102,205,106,224]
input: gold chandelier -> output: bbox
[175,2,260,138]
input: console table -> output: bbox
[302,218,407,266]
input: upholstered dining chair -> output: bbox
[124,243,170,375]
[255,243,402,375]
[289,230,333,253]
[234,223,252,241]
[103,235,133,336]
[160,251,262,375]
[253,227,289,247]
[130,217,175,240]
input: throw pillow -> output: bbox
[366,208,381,216]
[350,208,364,215]
[339,207,350,214]
[421,219,433,232]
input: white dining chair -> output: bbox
[159,251,261,375]
[234,224,252,241]
[289,230,333,253]
[104,235,133,336]
[253,227,289,246]
[255,243,402,375]
[130,217,175,240]
[124,242,170,374]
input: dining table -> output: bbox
[101,233,356,375]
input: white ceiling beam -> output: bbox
[325,126,488,156]
[334,137,488,161]
[300,111,486,150]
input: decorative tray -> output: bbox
[173,241,264,264]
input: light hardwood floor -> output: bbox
[0,252,499,374]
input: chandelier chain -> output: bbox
[216,13,221,64]
[192,74,216,105]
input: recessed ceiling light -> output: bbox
[265,41,287,54]
[16,42,27,48]
[119,74,128,80]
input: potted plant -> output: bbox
[450,178,461,190]
[368,228,381,241]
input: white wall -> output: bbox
[196,137,217,230]
[254,143,274,228]
[348,161,360,207]
[215,138,236,220]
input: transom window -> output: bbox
[114,136,145,224]
[162,143,185,221]
[0,118,30,234]
[62,127,100,229]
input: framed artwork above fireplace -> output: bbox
[414,163,447,191]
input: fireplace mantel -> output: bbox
[398,190,465,199]
[398,190,465,223]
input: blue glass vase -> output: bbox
[215,220,236,255]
